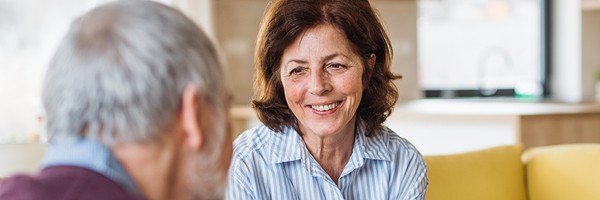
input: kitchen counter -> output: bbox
[393,99,600,116]
[389,99,600,153]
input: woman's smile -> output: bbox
[307,100,343,114]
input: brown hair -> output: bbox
[252,0,401,136]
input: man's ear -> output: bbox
[180,84,204,151]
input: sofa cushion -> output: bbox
[523,144,600,200]
[425,145,527,200]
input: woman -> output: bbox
[227,0,428,199]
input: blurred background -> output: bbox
[1,0,600,176]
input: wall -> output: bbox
[172,0,215,40]
[373,0,421,101]
[582,9,600,101]
[551,0,600,102]
[551,0,583,102]
[0,0,116,142]
[214,0,268,105]
[0,143,46,177]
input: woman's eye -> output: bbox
[327,63,346,71]
[289,67,306,76]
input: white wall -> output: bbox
[0,143,46,177]
[551,0,582,102]
[0,0,212,142]
[0,0,115,142]
[172,0,215,40]
[551,0,600,102]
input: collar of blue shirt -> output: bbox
[41,138,140,197]
[269,120,392,170]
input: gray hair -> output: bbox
[43,0,226,145]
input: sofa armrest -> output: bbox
[523,144,600,200]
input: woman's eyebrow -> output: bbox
[322,53,354,63]
[283,52,351,68]
[322,53,339,63]
[286,59,309,65]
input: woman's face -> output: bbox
[280,23,366,138]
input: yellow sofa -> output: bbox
[425,144,600,200]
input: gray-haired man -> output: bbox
[0,1,232,199]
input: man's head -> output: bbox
[42,1,231,199]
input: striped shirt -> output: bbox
[226,122,428,200]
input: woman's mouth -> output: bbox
[309,101,342,112]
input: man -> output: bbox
[0,1,232,199]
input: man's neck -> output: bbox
[111,137,182,200]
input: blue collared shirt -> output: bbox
[41,138,140,197]
[226,122,428,200]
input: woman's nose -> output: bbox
[308,72,331,96]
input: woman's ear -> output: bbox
[180,84,204,151]
[368,54,376,70]
[364,54,376,89]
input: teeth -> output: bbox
[311,102,339,111]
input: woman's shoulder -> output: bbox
[232,124,279,160]
[371,126,424,159]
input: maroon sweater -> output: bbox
[0,166,141,200]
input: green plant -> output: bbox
[597,70,600,81]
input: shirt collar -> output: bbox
[269,120,391,165]
[41,138,140,197]
[357,121,391,161]
[270,126,305,164]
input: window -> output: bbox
[0,0,177,143]
[418,0,550,98]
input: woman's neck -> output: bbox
[301,119,356,185]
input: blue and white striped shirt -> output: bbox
[226,122,428,199]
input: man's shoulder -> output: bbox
[0,173,45,199]
[0,166,138,200]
